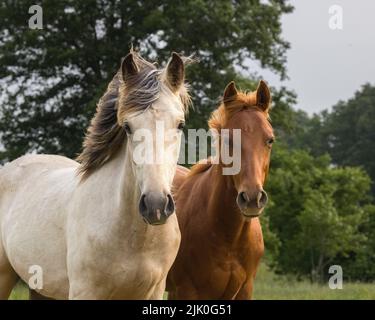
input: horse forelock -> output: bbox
[189,90,270,178]
[209,91,270,131]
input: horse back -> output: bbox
[0,154,78,213]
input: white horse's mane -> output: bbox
[76,51,191,179]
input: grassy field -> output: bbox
[253,263,375,300]
[9,263,375,300]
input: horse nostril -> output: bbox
[165,194,175,216]
[237,191,249,210]
[257,190,268,208]
[139,192,174,225]
[139,194,147,216]
[240,191,249,203]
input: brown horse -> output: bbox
[167,80,274,299]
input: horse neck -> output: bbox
[206,164,250,245]
[86,142,142,230]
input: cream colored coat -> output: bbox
[0,97,183,300]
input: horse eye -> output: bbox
[178,122,185,130]
[124,123,132,135]
[267,137,275,146]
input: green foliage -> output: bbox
[269,84,375,281]
[259,214,280,266]
[290,84,375,196]
[334,204,375,281]
[0,0,293,161]
[264,145,375,282]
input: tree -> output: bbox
[0,0,293,161]
[295,188,366,283]
[290,84,375,196]
[263,145,375,282]
[335,204,375,281]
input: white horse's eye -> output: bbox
[178,122,185,130]
[124,123,132,135]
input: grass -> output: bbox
[9,282,29,300]
[9,263,375,300]
[253,263,375,300]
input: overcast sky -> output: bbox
[257,0,375,114]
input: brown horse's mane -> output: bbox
[189,90,270,177]
[209,90,269,131]
[188,158,214,176]
[77,51,191,180]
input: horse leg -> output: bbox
[149,279,167,300]
[0,245,19,300]
[235,218,263,300]
[167,281,200,300]
[234,279,253,300]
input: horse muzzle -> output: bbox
[236,189,268,218]
[139,192,175,225]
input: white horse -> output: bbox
[0,51,190,299]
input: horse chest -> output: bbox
[215,259,247,296]
[110,261,165,298]
[66,209,180,299]
[192,253,247,299]
[72,228,179,299]
[69,253,167,299]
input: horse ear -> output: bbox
[121,53,138,82]
[256,80,271,111]
[223,81,238,104]
[166,52,185,92]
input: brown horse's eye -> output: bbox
[267,137,275,146]
[124,123,132,135]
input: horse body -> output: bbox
[0,155,75,298]
[0,51,189,299]
[169,165,264,299]
[65,143,180,299]
[168,81,273,300]
[1,151,180,299]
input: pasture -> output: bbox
[253,264,375,300]
[10,263,375,300]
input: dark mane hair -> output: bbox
[76,51,191,180]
